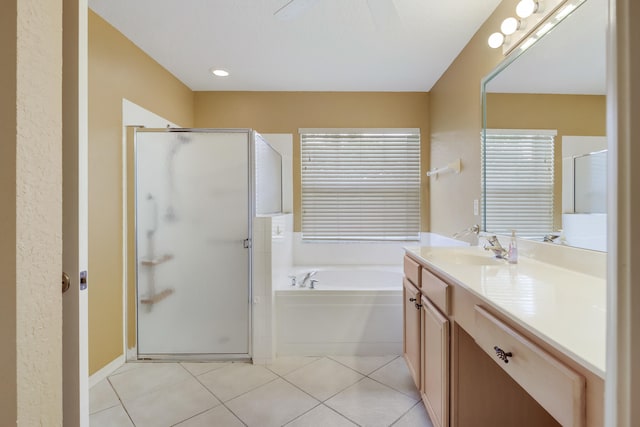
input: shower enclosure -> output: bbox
[134,128,276,358]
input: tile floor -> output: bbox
[90,355,434,427]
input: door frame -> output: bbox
[62,0,89,425]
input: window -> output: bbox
[300,129,420,241]
[482,129,556,239]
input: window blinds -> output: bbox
[482,129,556,239]
[301,129,420,241]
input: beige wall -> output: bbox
[487,93,607,228]
[194,91,431,232]
[88,11,194,374]
[429,0,518,236]
[1,0,64,424]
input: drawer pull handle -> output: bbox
[415,303,422,309]
[493,346,513,363]
[409,297,416,302]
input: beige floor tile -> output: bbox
[226,379,319,427]
[325,378,418,427]
[198,362,278,401]
[89,404,134,427]
[266,356,320,376]
[284,358,363,401]
[285,404,357,427]
[392,402,434,427]
[174,405,245,427]
[123,377,219,427]
[329,355,398,375]
[109,362,192,401]
[90,378,121,414]
[181,361,229,376]
[111,362,146,376]
[369,357,420,400]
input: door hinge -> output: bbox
[243,238,252,249]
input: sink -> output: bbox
[424,249,507,266]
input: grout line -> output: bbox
[389,401,432,427]
[323,403,363,427]
[328,354,400,376]
[104,357,425,427]
[188,364,282,426]
[279,402,324,426]
[365,375,420,401]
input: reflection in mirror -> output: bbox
[481,0,607,251]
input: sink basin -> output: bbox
[424,249,507,266]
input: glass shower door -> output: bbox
[135,129,251,357]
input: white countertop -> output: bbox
[405,245,606,378]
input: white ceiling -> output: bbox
[88,0,502,92]
[486,0,607,95]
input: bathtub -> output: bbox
[275,266,403,356]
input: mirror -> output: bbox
[481,0,607,251]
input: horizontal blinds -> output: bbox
[482,130,555,239]
[301,131,420,241]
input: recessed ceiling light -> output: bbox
[211,69,230,77]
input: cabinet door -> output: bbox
[403,278,421,388]
[422,296,450,427]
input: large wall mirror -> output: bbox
[481,0,607,251]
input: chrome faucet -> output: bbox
[300,270,317,288]
[482,235,508,259]
[453,224,480,239]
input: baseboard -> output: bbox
[252,356,273,365]
[126,346,137,361]
[89,354,125,388]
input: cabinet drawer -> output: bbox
[421,268,450,315]
[473,305,585,427]
[404,255,421,287]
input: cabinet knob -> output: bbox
[415,303,422,310]
[493,346,513,363]
[409,297,416,302]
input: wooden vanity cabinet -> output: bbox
[403,277,421,388]
[402,253,603,427]
[421,295,450,427]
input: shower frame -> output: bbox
[130,127,255,361]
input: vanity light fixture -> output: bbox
[516,0,539,18]
[501,17,520,35]
[211,68,230,77]
[488,32,505,49]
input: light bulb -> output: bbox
[501,17,520,35]
[516,0,538,18]
[488,32,505,49]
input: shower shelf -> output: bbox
[140,288,174,305]
[140,254,173,266]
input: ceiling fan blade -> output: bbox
[274,0,318,20]
[366,0,400,30]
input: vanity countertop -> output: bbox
[405,245,606,378]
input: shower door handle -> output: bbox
[243,238,252,249]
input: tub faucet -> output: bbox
[301,271,317,287]
[482,235,508,259]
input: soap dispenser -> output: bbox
[508,230,518,264]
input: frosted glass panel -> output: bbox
[135,130,250,356]
[255,134,282,214]
[574,150,607,213]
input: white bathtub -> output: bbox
[275,266,403,356]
